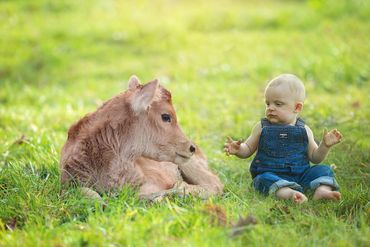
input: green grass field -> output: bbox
[0,0,369,246]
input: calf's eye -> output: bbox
[161,113,171,122]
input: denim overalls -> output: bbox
[250,118,339,195]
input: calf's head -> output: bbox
[126,75,196,164]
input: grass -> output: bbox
[0,0,369,246]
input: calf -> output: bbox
[60,76,223,200]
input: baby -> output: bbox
[224,74,342,203]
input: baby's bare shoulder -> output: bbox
[304,125,316,142]
[251,121,262,135]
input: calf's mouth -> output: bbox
[175,152,192,159]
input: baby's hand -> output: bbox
[322,128,343,147]
[224,137,242,155]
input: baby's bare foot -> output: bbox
[276,187,308,204]
[292,191,308,204]
[313,190,341,201]
[313,185,341,201]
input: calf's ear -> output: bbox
[131,79,159,114]
[128,75,141,90]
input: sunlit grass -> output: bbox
[0,0,369,246]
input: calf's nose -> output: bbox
[189,145,196,153]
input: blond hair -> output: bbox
[265,74,306,102]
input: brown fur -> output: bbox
[60,76,223,199]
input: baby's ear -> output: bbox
[294,102,303,113]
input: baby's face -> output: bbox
[264,85,300,125]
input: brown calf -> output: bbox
[60,76,223,200]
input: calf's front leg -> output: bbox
[177,154,224,198]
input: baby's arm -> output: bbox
[306,125,343,164]
[224,122,262,158]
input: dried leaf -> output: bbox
[230,214,258,237]
[351,101,360,109]
[13,134,27,145]
[360,163,368,168]
[5,218,17,231]
[235,214,258,226]
[203,203,227,226]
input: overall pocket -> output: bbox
[260,127,305,158]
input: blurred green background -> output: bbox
[0,0,369,246]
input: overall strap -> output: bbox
[295,117,305,127]
[260,118,270,128]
